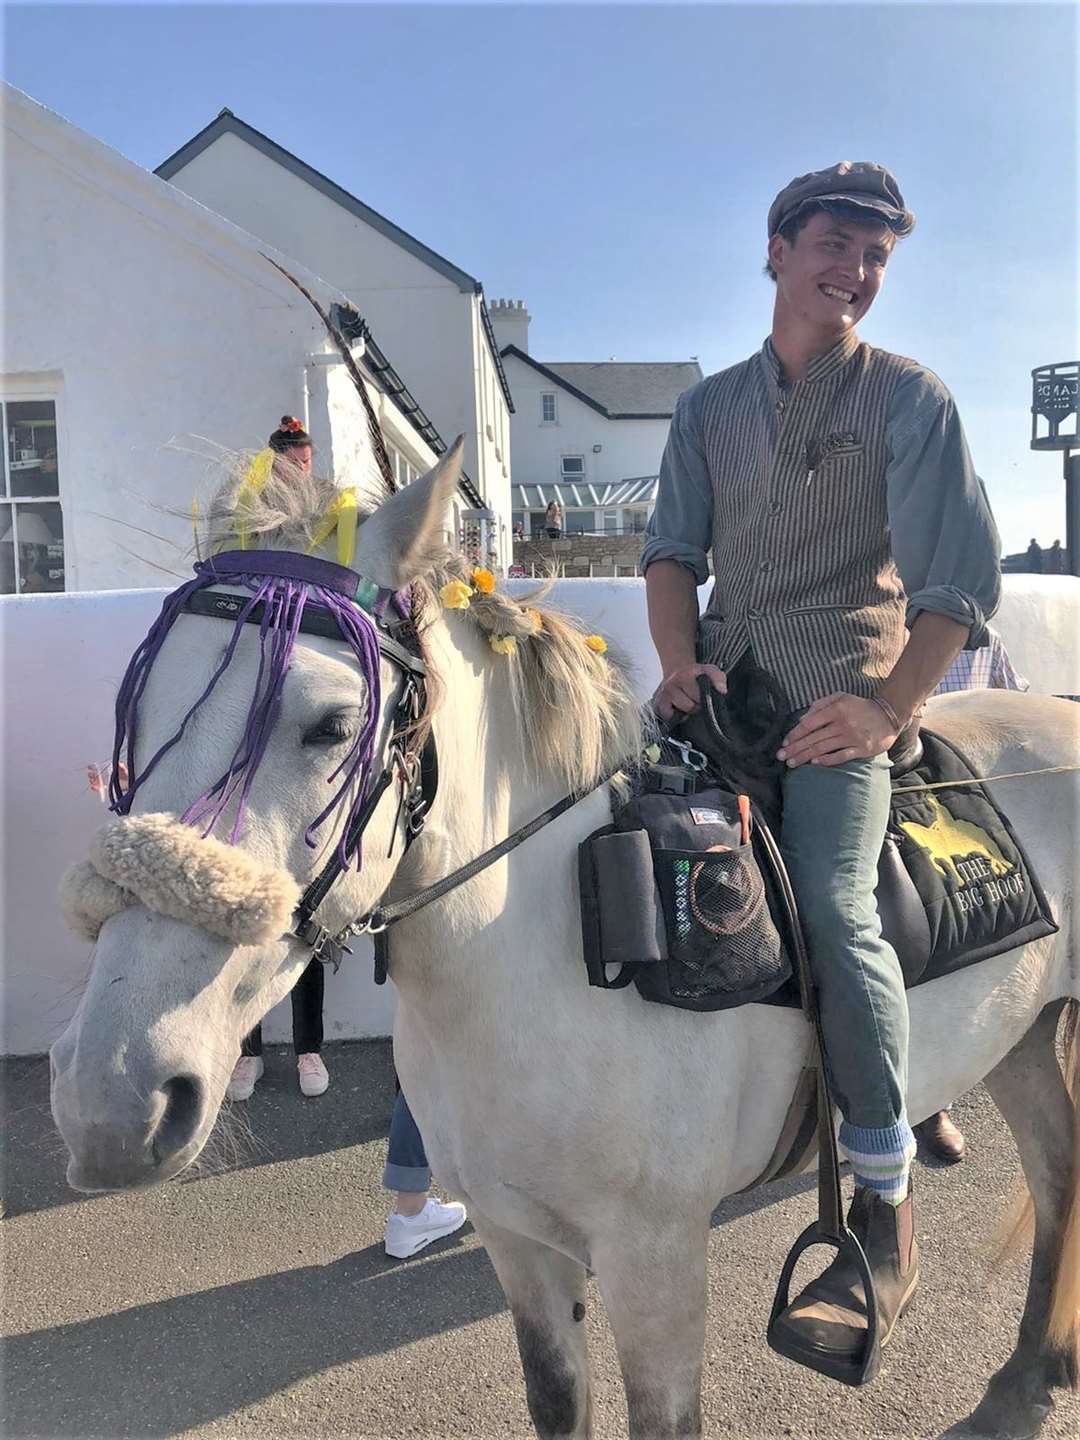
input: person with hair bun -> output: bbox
[268,415,313,475]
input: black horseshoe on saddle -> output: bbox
[698,668,790,771]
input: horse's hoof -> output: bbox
[952,1391,1054,1440]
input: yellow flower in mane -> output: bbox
[440,579,473,610]
[525,608,544,633]
[472,568,496,594]
[585,634,608,655]
[489,634,518,656]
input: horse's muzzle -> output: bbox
[50,1034,209,1191]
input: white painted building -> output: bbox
[1,84,481,595]
[4,574,1078,1056]
[491,300,701,539]
[156,109,514,569]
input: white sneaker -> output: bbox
[297,1052,329,1097]
[226,1055,264,1101]
[384,1197,468,1259]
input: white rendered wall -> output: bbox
[503,353,674,496]
[3,575,1077,1056]
[162,133,513,564]
[2,87,436,594]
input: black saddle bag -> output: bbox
[579,785,792,1011]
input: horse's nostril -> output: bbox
[153,1074,204,1161]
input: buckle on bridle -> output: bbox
[293,915,353,972]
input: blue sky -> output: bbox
[4,2,1077,551]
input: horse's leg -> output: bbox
[592,1215,708,1439]
[469,1210,592,1439]
[965,999,1080,1439]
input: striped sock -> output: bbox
[838,1118,917,1205]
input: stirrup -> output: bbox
[766,1221,882,1387]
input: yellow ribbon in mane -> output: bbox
[306,486,359,569]
[232,450,358,568]
[234,449,275,551]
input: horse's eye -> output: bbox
[302,711,358,747]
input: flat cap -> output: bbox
[768,161,915,239]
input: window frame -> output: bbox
[559,455,585,482]
[541,393,558,425]
[1,387,67,596]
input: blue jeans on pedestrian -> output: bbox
[779,751,909,1132]
[382,1090,431,1193]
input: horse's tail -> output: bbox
[1048,998,1080,1374]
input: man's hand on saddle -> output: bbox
[778,693,898,768]
[652,663,727,722]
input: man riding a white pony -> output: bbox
[644,160,1001,1375]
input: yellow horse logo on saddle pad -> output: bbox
[899,795,1015,889]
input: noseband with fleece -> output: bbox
[60,813,300,945]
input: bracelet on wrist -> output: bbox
[871,694,903,732]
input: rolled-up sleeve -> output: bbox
[886,368,1001,648]
[642,387,713,584]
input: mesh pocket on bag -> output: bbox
[653,845,786,1001]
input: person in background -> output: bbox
[227,415,328,1102]
[1047,540,1064,575]
[544,500,563,539]
[383,1089,468,1259]
[913,628,1030,1162]
[268,414,313,475]
[1025,538,1044,573]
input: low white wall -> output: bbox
[3,576,1077,1055]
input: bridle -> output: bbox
[180,582,440,972]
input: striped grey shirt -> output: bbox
[643,332,1001,708]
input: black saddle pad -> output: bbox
[766,728,1059,1008]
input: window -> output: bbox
[541,393,557,424]
[2,399,65,594]
[560,456,585,482]
[566,509,595,535]
[390,449,417,487]
[602,509,619,534]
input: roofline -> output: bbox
[499,346,690,419]
[478,293,515,413]
[332,305,483,509]
[156,109,480,294]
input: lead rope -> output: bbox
[894,763,1080,793]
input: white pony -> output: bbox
[52,450,1080,1439]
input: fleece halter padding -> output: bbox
[60,813,300,945]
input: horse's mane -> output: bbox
[201,458,644,795]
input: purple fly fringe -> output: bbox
[109,566,386,869]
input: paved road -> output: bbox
[4,1042,1078,1439]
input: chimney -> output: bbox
[489,298,531,355]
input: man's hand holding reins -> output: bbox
[653,663,727,721]
[778,693,901,768]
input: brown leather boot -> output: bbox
[914,1109,966,1162]
[770,1186,919,1371]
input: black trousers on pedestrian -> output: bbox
[241,958,324,1057]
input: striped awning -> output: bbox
[513,475,658,509]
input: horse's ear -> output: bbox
[353,436,464,588]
